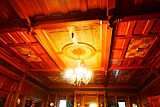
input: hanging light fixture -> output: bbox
[64,60,92,86]
[63,29,92,86]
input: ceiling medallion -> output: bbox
[62,32,95,86]
[62,42,96,60]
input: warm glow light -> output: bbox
[132,103,138,107]
[64,66,92,86]
[50,102,54,107]
[89,103,97,107]
[17,98,20,104]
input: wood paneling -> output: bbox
[0,0,159,91]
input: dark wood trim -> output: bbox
[138,73,157,92]
[31,9,107,26]
[109,65,150,70]
[114,34,159,39]
[0,58,49,91]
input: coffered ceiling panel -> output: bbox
[107,69,150,86]
[0,31,59,71]
[0,0,159,90]
[38,21,103,70]
[110,17,160,70]
[10,46,42,62]
[113,39,126,49]
[125,37,156,58]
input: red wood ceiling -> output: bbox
[107,16,160,88]
[110,19,160,69]
[0,0,160,90]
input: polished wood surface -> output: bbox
[0,0,160,106]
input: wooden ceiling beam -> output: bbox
[137,69,154,88]
[144,36,159,58]
[0,19,28,33]
[0,58,24,77]
[34,19,100,30]
[120,38,130,59]
[0,55,50,90]
[50,91,137,96]
[35,30,66,70]
[31,9,107,27]
[114,34,159,39]
[122,13,160,22]
[0,8,106,32]
[139,36,159,66]
[152,69,160,77]
[112,56,159,61]
[75,91,105,95]
[0,65,21,82]
[101,21,108,67]
[101,21,112,74]
[152,58,160,69]
[29,67,106,73]
[139,74,159,93]
[30,68,61,72]
[49,84,136,89]
[0,42,39,47]
[0,49,28,72]
[109,65,150,70]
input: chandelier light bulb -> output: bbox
[65,69,73,78]
[64,66,92,86]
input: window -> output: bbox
[118,102,126,107]
[59,100,66,107]
[89,103,97,107]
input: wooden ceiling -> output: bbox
[0,0,160,91]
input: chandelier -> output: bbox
[64,60,92,86]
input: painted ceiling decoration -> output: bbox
[11,46,42,62]
[43,23,101,69]
[125,37,156,58]
[62,42,96,60]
